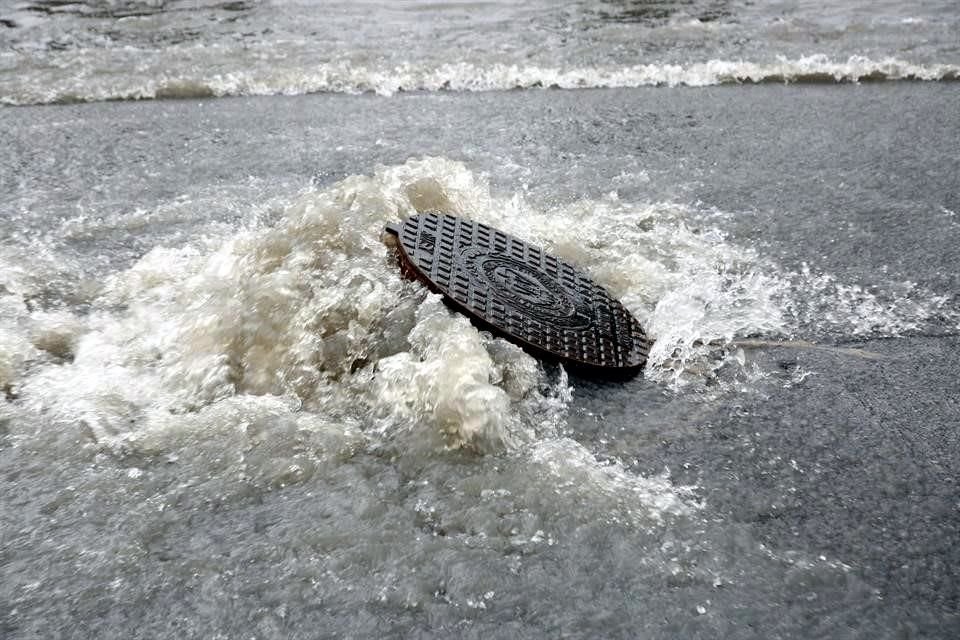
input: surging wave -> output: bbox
[2,157,787,462]
[2,54,958,105]
[2,157,730,520]
[2,156,954,525]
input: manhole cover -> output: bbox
[384,212,650,377]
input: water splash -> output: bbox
[2,54,957,105]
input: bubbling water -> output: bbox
[0,159,793,495]
[7,156,955,468]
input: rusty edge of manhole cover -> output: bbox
[383,212,651,379]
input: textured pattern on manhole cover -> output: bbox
[385,212,650,376]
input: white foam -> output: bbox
[15,159,566,456]
[784,263,958,337]
[372,295,542,452]
[1,155,779,532]
[530,438,700,525]
[1,155,804,448]
[0,247,87,392]
[462,195,791,384]
[1,53,956,105]
[0,293,39,391]
[10,156,955,428]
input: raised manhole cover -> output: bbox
[384,212,650,377]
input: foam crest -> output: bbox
[2,54,957,105]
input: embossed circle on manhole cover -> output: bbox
[384,212,650,377]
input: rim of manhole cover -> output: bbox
[384,212,651,378]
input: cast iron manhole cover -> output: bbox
[384,212,650,377]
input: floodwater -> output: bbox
[1,2,959,638]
